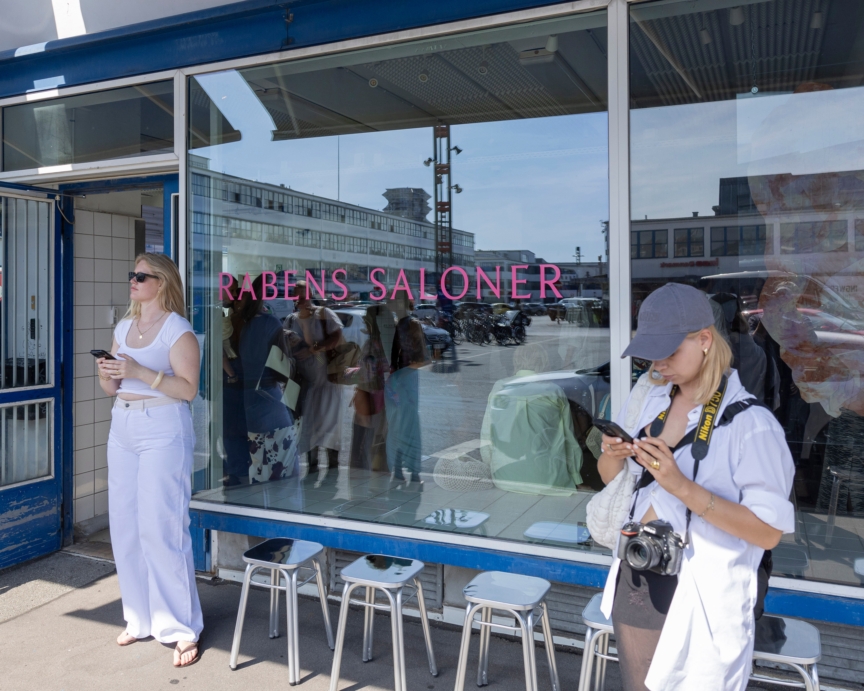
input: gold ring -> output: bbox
[650,460,661,470]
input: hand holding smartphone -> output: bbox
[90,350,116,360]
[592,418,634,444]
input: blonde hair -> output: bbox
[647,325,733,405]
[124,253,186,320]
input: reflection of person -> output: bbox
[349,305,390,471]
[385,317,428,486]
[232,275,299,484]
[597,284,794,691]
[222,281,249,486]
[96,253,202,667]
[709,293,775,406]
[284,280,344,473]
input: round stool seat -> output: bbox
[463,571,551,611]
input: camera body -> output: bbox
[618,520,685,576]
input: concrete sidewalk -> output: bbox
[0,551,602,691]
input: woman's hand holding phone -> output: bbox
[600,434,633,461]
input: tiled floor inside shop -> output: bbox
[194,464,604,553]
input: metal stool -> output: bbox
[229,538,334,684]
[454,571,560,691]
[579,593,822,691]
[329,554,437,691]
[577,594,615,691]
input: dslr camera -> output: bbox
[618,520,685,576]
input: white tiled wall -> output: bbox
[72,209,136,524]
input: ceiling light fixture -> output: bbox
[700,28,712,45]
[729,6,745,26]
[368,78,379,88]
[545,35,559,53]
[419,72,429,83]
[478,61,489,75]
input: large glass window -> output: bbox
[188,12,611,551]
[2,81,174,171]
[631,0,864,588]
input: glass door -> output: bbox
[0,184,62,569]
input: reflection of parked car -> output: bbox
[420,321,453,355]
[413,304,440,321]
[490,360,649,490]
[743,307,864,346]
[522,303,548,316]
[491,302,514,315]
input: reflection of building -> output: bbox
[631,172,864,295]
[191,165,474,296]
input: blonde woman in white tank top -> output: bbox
[96,253,203,667]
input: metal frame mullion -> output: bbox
[607,0,632,412]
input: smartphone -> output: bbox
[592,418,634,444]
[90,349,116,360]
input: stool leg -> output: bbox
[598,634,609,691]
[363,586,375,662]
[230,564,256,670]
[313,556,335,650]
[329,582,358,691]
[518,610,539,691]
[577,626,597,691]
[811,663,820,691]
[593,634,606,691]
[286,569,301,685]
[454,603,482,691]
[382,588,404,691]
[414,577,438,677]
[477,607,492,687]
[270,568,280,639]
[539,605,560,691]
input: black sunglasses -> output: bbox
[129,271,159,283]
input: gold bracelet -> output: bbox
[698,492,715,518]
[151,370,165,390]
[99,373,111,382]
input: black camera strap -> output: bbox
[627,376,731,544]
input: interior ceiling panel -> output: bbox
[241,30,606,140]
[631,0,832,108]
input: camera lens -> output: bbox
[625,537,661,571]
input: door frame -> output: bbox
[56,173,179,547]
[0,182,68,567]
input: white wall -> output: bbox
[71,209,136,524]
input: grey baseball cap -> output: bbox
[622,283,715,360]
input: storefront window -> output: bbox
[2,81,174,171]
[188,12,611,550]
[630,0,864,587]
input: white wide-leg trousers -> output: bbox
[107,401,203,643]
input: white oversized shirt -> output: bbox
[600,370,795,691]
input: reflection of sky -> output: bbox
[631,86,864,219]
[193,72,609,263]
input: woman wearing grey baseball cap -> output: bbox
[595,283,795,691]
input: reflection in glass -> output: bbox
[630,0,864,587]
[2,82,174,171]
[188,11,611,551]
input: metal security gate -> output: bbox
[0,186,63,570]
